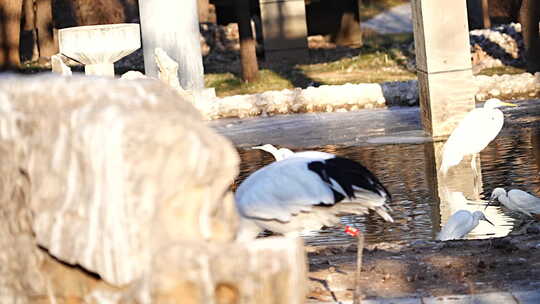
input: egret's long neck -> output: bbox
[497,193,512,209]
[277,148,294,160]
[256,146,282,161]
[472,217,481,229]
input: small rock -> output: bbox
[475,93,487,101]
[489,89,501,96]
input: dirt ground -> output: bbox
[306,223,540,302]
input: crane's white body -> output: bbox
[235,153,393,241]
[440,99,516,174]
[437,210,493,241]
[490,187,540,217]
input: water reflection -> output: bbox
[235,124,540,246]
[424,142,512,240]
[531,129,540,176]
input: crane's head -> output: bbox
[252,144,278,154]
[472,211,494,226]
[252,144,294,161]
[483,98,517,109]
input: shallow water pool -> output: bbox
[234,101,540,246]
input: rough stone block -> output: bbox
[51,54,72,76]
[148,237,307,304]
[0,74,244,301]
[155,47,182,90]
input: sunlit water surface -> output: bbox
[235,104,540,246]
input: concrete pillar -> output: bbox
[259,0,309,62]
[138,0,205,91]
[411,0,476,138]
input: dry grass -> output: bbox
[205,70,296,97]
[205,28,526,98]
[476,65,526,76]
[205,33,417,97]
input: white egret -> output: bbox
[440,98,517,175]
[488,187,540,219]
[235,153,393,241]
[437,210,494,241]
[252,144,332,161]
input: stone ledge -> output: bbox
[195,72,540,120]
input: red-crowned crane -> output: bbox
[235,151,393,241]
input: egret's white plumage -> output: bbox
[437,210,494,241]
[235,153,393,241]
[489,187,540,218]
[440,99,516,174]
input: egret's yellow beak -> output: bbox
[501,102,517,107]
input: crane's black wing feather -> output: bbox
[308,157,391,204]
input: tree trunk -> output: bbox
[197,0,209,23]
[35,0,57,60]
[467,0,490,29]
[22,0,39,61]
[0,0,23,69]
[22,0,34,31]
[520,0,540,73]
[481,0,490,28]
[234,0,258,83]
[51,0,78,29]
[334,0,362,47]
